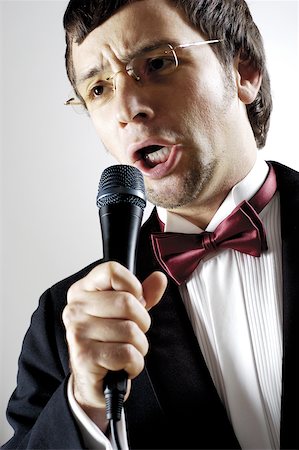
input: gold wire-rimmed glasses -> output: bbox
[64,39,223,114]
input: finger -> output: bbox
[70,340,145,379]
[71,261,143,299]
[64,290,150,332]
[142,271,168,310]
[65,315,149,357]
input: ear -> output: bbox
[235,53,262,105]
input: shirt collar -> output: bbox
[157,154,269,234]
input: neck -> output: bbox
[168,192,229,230]
[167,154,258,230]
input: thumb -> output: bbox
[142,271,168,311]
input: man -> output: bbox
[2,0,298,449]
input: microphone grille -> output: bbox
[97,164,146,209]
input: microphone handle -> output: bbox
[99,202,144,421]
[99,203,144,272]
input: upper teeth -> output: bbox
[145,146,170,163]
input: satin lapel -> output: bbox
[127,208,240,449]
[271,161,299,449]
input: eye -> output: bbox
[92,84,105,97]
[146,55,174,74]
[87,80,112,105]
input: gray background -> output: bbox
[1,0,298,444]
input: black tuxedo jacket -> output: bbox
[2,161,299,449]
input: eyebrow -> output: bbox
[128,39,175,58]
[75,39,179,87]
[76,65,104,87]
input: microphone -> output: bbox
[96,164,146,429]
[97,164,146,273]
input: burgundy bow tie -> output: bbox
[151,164,277,285]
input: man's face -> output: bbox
[72,0,252,214]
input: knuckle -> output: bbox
[127,353,145,378]
[121,343,137,364]
[120,322,149,357]
[67,282,80,302]
[142,314,151,333]
[104,260,121,277]
[63,308,88,348]
[141,337,149,356]
[62,305,73,327]
[62,303,82,326]
[121,292,136,315]
[122,320,138,339]
[65,323,83,349]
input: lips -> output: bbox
[128,139,182,179]
[129,140,173,166]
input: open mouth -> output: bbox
[140,145,171,167]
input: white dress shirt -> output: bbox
[158,154,282,449]
[68,154,282,449]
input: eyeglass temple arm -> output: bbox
[64,97,83,106]
[176,39,223,50]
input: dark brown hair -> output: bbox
[64,0,272,148]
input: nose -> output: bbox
[113,72,155,126]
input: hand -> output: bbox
[62,261,167,428]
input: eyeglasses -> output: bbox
[64,39,222,114]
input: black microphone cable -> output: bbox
[104,370,127,450]
[97,165,146,450]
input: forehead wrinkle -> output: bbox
[118,38,181,60]
[76,37,182,87]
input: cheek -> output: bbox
[188,74,236,133]
[178,83,216,138]
[91,114,120,158]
